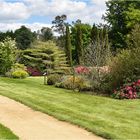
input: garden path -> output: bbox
[0,95,103,140]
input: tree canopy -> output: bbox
[104,0,140,50]
[15,26,34,50]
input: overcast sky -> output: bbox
[0,0,107,32]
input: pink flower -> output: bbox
[125,86,132,91]
[128,90,133,95]
[75,66,90,74]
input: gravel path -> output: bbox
[0,95,103,140]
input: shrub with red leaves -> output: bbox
[27,67,42,76]
[112,79,140,99]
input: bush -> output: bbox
[0,38,17,75]
[106,48,140,92]
[82,66,109,92]
[55,75,92,91]
[5,63,29,79]
[74,66,91,75]
[47,74,62,85]
[11,70,29,79]
[27,67,42,76]
[12,63,27,71]
[112,79,140,99]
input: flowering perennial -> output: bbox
[75,66,90,74]
[113,79,140,99]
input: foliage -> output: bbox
[56,75,91,91]
[84,25,111,66]
[11,70,29,79]
[86,66,109,92]
[40,27,54,41]
[47,74,62,85]
[104,0,140,50]
[112,79,140,99]
[0,30,15,42]
[27,67,42,76]
[74,66,90,75]
[71,21,91,48]
[12,63,27,71]
[75,25,83,65]
[127,24,140,48]
[55,35,65,48]
[65,25,72,66]
[106,47,140,92]
[0,38,17,75]
[15,26,34,50]
[52,15,67,36]
[71,22,91,64]
[5,63,28,78]
[21,41,69,74]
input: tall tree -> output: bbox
[15,26,34,50]
[84,25,111,66]
[71,20,91,64]
[76,25,83,65]
[52,15,67,48]
[104,0,140,50]
[127,24,140,48]
[0,30,15,42]
[52,14,67,36]
[71,21,91,48]
[40,27,53,41]
[65,25,72,66]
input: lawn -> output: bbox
[0,77,140,139]
[0,123,18,139]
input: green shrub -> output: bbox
[12,63,27,71]
[47,74,62,85]
[11,70,29,79]
[105,48,140,92]
[55,75,92,91]
[5,63,28,78]
[0,38,17,75]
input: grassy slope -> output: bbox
[0,123,18,139]
[0,77,140,139]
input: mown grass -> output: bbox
[0,123,18,139]
[0,77,140,139]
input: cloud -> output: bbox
[24,0,107,24]
[24,0,87,16]
[0,1,30,22]
[0,22,52,32]
[0,0,108,32]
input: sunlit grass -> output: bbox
[0,123,18,139]
[0,77,140,139]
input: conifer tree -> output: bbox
[65,25,72,66]
[76,25,83,65]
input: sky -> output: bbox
[0,0,107,32]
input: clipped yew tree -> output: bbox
[20,41,69,75]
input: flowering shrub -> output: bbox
[112,79,140,99]
[27,67,42,76]
[74,66,90,75]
